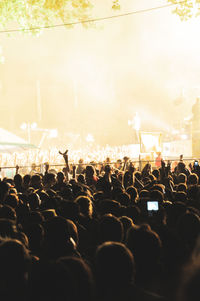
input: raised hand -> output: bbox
[16,165,19,174]
[161,159,166,169]
[59,149,69,180]
[72,164,76,179]
[44,162,49,173]
[129,161,135,173]
[59,149,68,156]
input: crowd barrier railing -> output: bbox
[0,157,198,178]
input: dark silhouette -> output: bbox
[2,154,200,300]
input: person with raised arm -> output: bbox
[59,149,70,182]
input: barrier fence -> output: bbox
[0,157,198,178]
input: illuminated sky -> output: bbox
[0,0,200,147]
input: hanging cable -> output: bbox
[0,0,188,34]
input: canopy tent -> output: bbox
[0,128,38,153]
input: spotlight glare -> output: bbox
[180,134,188,140]
[86,133,94,143]
[20,123,27,130]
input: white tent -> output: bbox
[0,128,37,153]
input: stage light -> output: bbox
[134,112,141,132]
[180,134,188,140]
[86,133,94,143]
[20,123,27,130]
[172,130,179,135]
[128,112,141,131]
[48,129,58,138]
[31,122,37,130]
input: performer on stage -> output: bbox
[155,152,162,168]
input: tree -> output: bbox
[168,0,200,20]
[0,1,198,35]
[0,0,120,34]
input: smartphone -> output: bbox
[147,201,159,212]
[194,160,199,167]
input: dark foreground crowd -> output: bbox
[1,151,200,301]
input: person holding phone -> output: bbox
[147,200,159,217]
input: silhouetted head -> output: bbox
[75,195,93,218]
[176,183,187,192]
[126,205,141,224]
[14,174,23,186]
[27,192,41,210]
[150,189,164,203]
[30,174,43,189]
[57,171,65,182]
[152,169,160,180]
[24,222,44,256]
[42,216,78,260]
[56,257,94,301]
[104,164,111,174]
[58,200,79,222]
[174,191,187,203]
[176,212,200,252]
[77,174,86,184]
[31,256,94,301]
[5,194,19,209]
[0,218,17,238]
[178,173,187,184]
[188,173,199,186]
[99,214,123,243]
[119,216,134,241]
[44,216,71,244]
[126,186,138,203]
[187,185,200,201]
[0,205,17,221]
[139,189,150,200]
[95,241,135,292]
[85,165,95,177]
[0,181,9,202]
[0,238,31,299]
[43,173,56,187]
[126,224,162,269]
[116,192,131,206]
[177,162,187,174]
[23,174,31,186]
[98,199,121,217]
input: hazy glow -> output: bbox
[20,123,28,131]
[140,132,162,153]
[180,134,188,140]
[128,112,141,131]
[68,52,114,104]
[1,0,200,150]
[86,133,94,143]
[31,122,37,130]
[48,129,58,138]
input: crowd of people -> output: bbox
[0,144,138,169]
[0,144,140,178]
[1,149,200,300]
